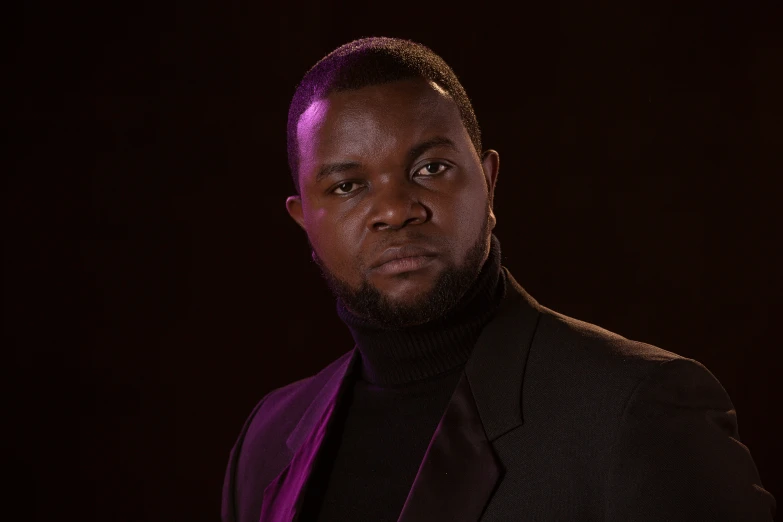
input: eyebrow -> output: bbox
[315,161,362,184]
[314,136,459,184]
[406,136,458,163]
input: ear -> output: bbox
[481,149,500,228]
[286,195,306,231]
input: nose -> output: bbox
[368,181,429,231]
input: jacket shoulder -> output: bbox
[532,304,735,415]
[537,304,684,371]
[522,304,695,423]
[245,349,354,442]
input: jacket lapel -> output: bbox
[397,372,501,522]
[258,349,360,522]
[465,269,541,442]
[398,268,542,521]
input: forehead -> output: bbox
[296,79,466,175]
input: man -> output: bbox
[222,37,775,521]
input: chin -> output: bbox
[382,290,433,311]
[373,274,438,303]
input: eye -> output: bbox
[332,181,360,195]
[415,162,449,177]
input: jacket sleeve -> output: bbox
[221,395,270,522]
[606,357,775,521]
[221,433,241,522]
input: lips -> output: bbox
[371,244,438,270]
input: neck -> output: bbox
[336,234,505,387]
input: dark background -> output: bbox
[7,1,782,520]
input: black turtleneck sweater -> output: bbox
[298,236,506,522]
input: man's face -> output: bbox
[286,78,499,327]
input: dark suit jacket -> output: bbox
[222,269,775,521]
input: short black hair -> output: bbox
[287,37,482,194]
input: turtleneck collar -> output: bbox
[336,234,506,387]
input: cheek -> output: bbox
[306,209,338,256]
[441,180,488,236]
[306,208,363,273]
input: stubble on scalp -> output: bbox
[311,207,491,329]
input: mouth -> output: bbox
[370,245,439,276]
[372,255,437,275]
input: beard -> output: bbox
[311,210,492,329]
